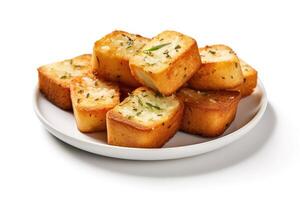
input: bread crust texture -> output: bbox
[38,54,92,110]
[189,45,243,90]
[177,88,241,137]
[106,87,184,148]
[92,30,150,87]
[70,75,120,133]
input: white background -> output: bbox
[0,0,299,199]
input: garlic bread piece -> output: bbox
[38,54,92,110]
[177,88,240,137]
[129,30,201,95]
[189,45,243,90]
[239,59,258,97]
[106,87,184,148]
[70,75,120,133]
[92,30,150,87]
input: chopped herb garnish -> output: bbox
[163,50,171,58]
[69,59,73,65]
[111,95,114,99]
[136,111,142,116]
[121,34,134,48]
[143,42,171,52]
[60,75,68,79]
[73,65,83,69]
[137,96,143,106]
[143,51,154,56]
[146,102,161,110]
[126,36,134,48]
[157,113,163,116]
[133,108,138,111]
[127,116,132,119]
[86,93,90,98]
[77,98,81,103]
[175,45,181,50]
[78,89,84,94]
[209,50,216,54]
[94,81,98,86]
[95,98,99,101]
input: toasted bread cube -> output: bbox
[38,54,92,110]
[129,30,201,95]
[70,75,120,133]
[239,59,258,97]
[106,87,184,148]
[188,45,243,90]
[177,88,240,137]
[92,30,150,87]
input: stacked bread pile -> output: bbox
[37,30,257,148]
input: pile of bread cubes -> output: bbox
[37,30,257,148]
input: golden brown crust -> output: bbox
[106,101,184,148]
[38,68,72,110]
[106,87,184,148]
[70,75,120,133]
[92,30,149,87]
[72,107,108,133]
[229,59,258,97]
[37,54,92,110]
[188,45,243,90]
[177,88,241,137]
[240,59,258,97]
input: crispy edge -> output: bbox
[179,90,241,137]
[70,76,120,132]
[38,67,72,110]
[106,100,184,148]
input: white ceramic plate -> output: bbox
[34,80,267,160]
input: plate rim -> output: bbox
[33,80,268,159]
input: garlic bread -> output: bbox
[70,75,120,133]
[239,59,258,97]
[189,45,243,90]
[38,54,92,110]
[177,88,240,137]
[129,30,201,95]
[106,87,184,148]
[92,30,150,87]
